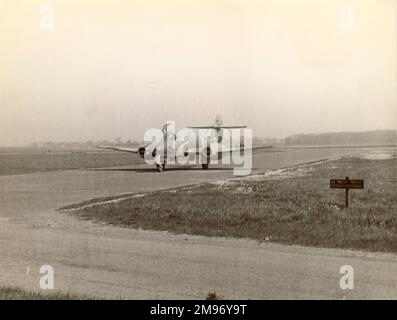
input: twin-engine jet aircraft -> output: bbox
[99,116,272,172]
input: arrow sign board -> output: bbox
[330,179,364,189]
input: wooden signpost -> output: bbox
[330,177,364,208]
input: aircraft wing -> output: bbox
[249,145,274,151]
[98,146,139,153]
[217,145,274,153]
[183,145,273,156]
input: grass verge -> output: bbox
[0,286,96,300]
[0,150,142,176]
[67,155,397,253]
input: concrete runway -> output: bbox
[0,146,396,299]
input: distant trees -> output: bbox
[30,139,141,149]
[28,129,397,149]
[284,130,397,146]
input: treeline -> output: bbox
[29,130,397,149]
[252,136,282,146]
[284,130,397,146]
[31,138,141,149]
[32,137,279,149]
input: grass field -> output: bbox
[67,154,397,253]
[0,287,94,300]
[0,148,142,175]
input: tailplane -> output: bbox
[188,115,247,143]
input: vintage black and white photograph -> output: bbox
[0,0,396,305]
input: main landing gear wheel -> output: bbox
[201,146,211,170]
[156,163,166,172]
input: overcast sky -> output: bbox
[0,0,396,146]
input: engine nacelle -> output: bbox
[138,147,146,158]
[139,141,161,160]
